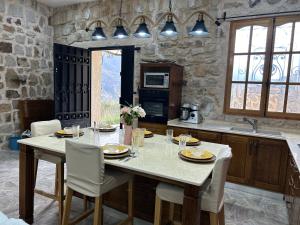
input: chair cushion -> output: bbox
[156,179,223,213]
[100,169,132,195]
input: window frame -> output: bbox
[224,15,300,120]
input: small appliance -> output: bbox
[180,103,203,124]
[144,72,169,88]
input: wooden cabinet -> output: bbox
[285,155,300,225]
[250,138,288,192]
[168,126,221,143]
[221,134,252,184]
[139,121,167,135]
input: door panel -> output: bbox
[221,134,252,184]
[251,138,288,192]
[54,43,91,128]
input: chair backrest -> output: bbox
[31,120,61,137]
[208,148,232,210]
[65,140,104,197]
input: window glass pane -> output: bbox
[293,22,300,51]
[248,55,265,82]
[234,26,250,53]
[290,54,300,83]
[274,23,293,52]
[286,85,300,113]
[271,54,289,82]
[267,85,286,112]
[251,26,268,52]
[232,55,248,81]
[246,84,262,110]
[230,83,245,109]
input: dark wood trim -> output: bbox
[182,185,201,225]
[19,144,35,224]
[224,15,300,120]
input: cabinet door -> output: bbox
[189,130,221,143]
[139,122,167,135]
[251,138,288,192]
[221,134,252,184]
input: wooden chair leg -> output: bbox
[33,158,39,187]
[57,162,64,224]
[93,196,103,225]
[218,205,225,225]
[169,202,175,222]
[62,187,73,225]
[54,166,59,198]
[154,196,162,225]
[209,212,219,225]
[83,196,88,211]
[128,179,134,225]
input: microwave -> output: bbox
[144,72,169,88]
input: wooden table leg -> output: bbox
[182,185,201,225]
[19,144,35,224]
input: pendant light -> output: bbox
[160,0,178,37]
[133,16,151,38]
[113,0,129,39]
[189,13,209,36]
[92,21,107,40]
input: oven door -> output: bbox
[139,91,168,123]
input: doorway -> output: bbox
[90,46,135,125]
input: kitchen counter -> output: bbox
[168,119,300,170]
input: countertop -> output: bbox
[168,119,300,170]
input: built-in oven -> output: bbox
[139,89,169,123]
[144,72,169,89]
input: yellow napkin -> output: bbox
[56,130,70,135]
[174,136,199,143]
[144,130,152,135]
[102,144,128,153]
[181,149,214,159]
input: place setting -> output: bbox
[54,125,84,138]
[178,148,216,163]
[92,121,118,132]
[102,143,132,159]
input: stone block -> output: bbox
[7,4,23,18]
[15,18,21,26]
[0,0,5,13]
[29,87,36,97]
[26,8,36,23]
[6,90,20,99]
[0,83,3,89]
[21,86,28,97]
[39,16,46,28]
[5,69,20,88]
[0,42,12,53]
[5,55,17,67]
[15,34,26,44]
[14,44,25,55]
[33,46,40,57]
[41,72,51,85]
[25,46,32,57]
[17,57,29,67]
[0,124,13,134]
[0,104,11,113]
[28,73,38,85]
[3,25,15,33]
[30,59,39,69]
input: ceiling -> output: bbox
[37,0,97,8]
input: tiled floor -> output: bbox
[0,150,289,225]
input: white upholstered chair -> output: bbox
[154,148,232,225]
[62,140,133,225]
[31,119,65,222]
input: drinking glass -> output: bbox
[72,125,80,140]
[166,129,174,143]
[178,134,189,150]
[132,129,140,154]
[137,128,145,147]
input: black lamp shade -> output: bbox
[189,19,209,36]
[113,25,129,39]
[134,22,151,38]
[92,26,107,40]
[160,20,178,37]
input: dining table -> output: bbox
[18,128,231,225]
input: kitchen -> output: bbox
[0,0,300,225]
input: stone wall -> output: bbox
[51,0,300,129]
[0,0,53,150]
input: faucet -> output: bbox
[243,117,258,133]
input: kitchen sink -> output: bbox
[230,127,282,136]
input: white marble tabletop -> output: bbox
[18,128,230,186]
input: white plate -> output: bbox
[102,144,129,155]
